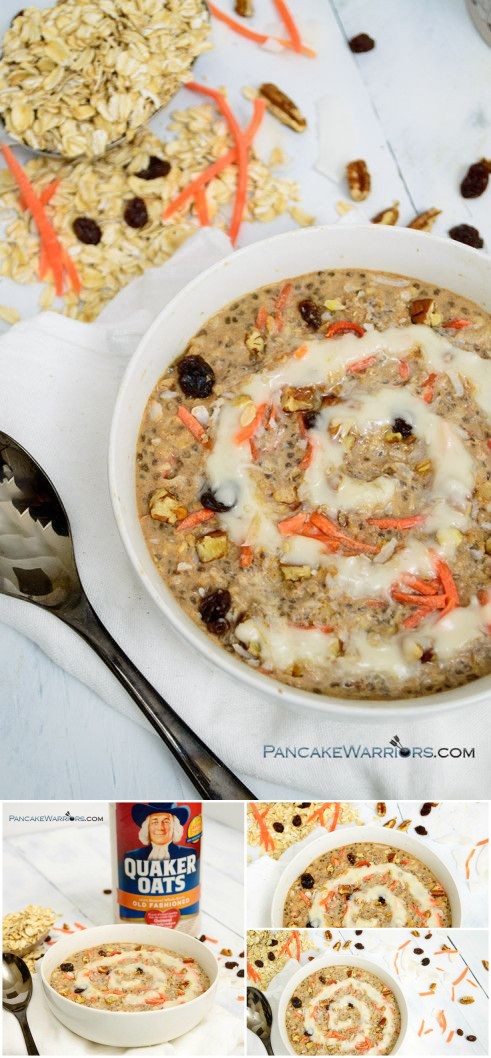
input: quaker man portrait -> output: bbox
[130,801,191,860]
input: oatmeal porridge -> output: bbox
[50,942,209,1011]
[136,268,491,700]
[285,965,401,1056]
[282,842,451,928]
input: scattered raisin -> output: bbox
[273,821,284,833]
[449,223,484,248]
[460,160,489,199]
[291,996,302,1008]
[72,217,101,245]
[414,948,424,955]
[301,873,315,889]
[74,987,85,993]
[456,1029,464,1036]
[291,814,302,826]
[237,969,244,977]
[135,967,144,974]
[103,888,112,894]
[349,32,375,52]
[136,155,171,180]
[415,825,428,835]
[225,961,238,969]
[467,1036,477,1042]
[302,410,319,430]
[425,933,432,939]
[392,416,413,439]
[177,354,215,398]
[355,930,363,935]
[420,803,433,815]
[298,802,311,808]
[378,896,386,905]
[199,589,231,632]
[420,650,434,664]
[298,298,323,330]
[348,853,357,865]
[267,951,276,961]
[200,487,235,512]
[270,939,278,946]
[421,957,430,966]
[254,959,264,967]
[60,962,74,972]
[354,943,364,949]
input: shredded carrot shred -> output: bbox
[176,508,215,533]
[234,402,267,444]
[329,802,341,831]
[367,515,425,530]
[194,186,210,226]
[391,591,446,609]
[446,1030,455,1044]
[442,318,471,329]
[422,371,437,403]
[399,358,410,381]
[477,838,489,846]
[431,552,460,619]
[398,939,411,951]
[424,1028,433,1034]
[394,952,399,975]
[275,281,292,331]
[247,960,260,983]
[240,544,253,568]
[452,966,468,986]
[306,802,333,825]
[299,440,313,470]
[465,847,476,879]
[347,354,377,374]
[250,802,275,852]
[451,985,455,1001]
[278,512,309,535]
[310,512,380,554]
[256,305,268,333]
[273,0,302,51]
[207,2,316,55]
[326,320,366,339]
[419,991,435,996]
[298,890,311,906]
[400,573,439,595]
[293,342,309,359]
[177,404,208,444]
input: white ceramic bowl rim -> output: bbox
[109,224,491,720]
[270,824,463,928]
[40,924,218,1019]
[276,950,409,1056]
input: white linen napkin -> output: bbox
[0,229,487,798]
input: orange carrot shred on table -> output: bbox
[452,966,468,986]
[194,186,210,226]
[234,402,267,445]
[273,0,303,52]
[61,247,81,296]
[73,922,87,930]
[347,355,377,374]
[240,544,254,568]
[184,82,250,245]
[163,98,265,220]
[423,1028,433,1035]
[177,404,209,444]
[275,281,292,331]
[419,991,435,996]
[451,986,455,1001]
[207,2,316,55]
[465,847,476,879]
[326,320,366,339]
[446,1030,455,1044]
[476,838,489,846]
[250,802,275,852]
[175,508,215,533]
[367,515,425,530]
[329,801,341,831]
[398,939,411,951]
[394,952,400,976]
[398,358,410,381]
[441,318,472,329]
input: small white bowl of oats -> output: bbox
[40,924,218,1046]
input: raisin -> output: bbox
[267,951,276,961]
[98,950,107,956]
[291,814,302,826]
[291,996,302,1008]
[177,354,215,398]
[349,32,375,52]
[467,1036,477,1042]
[299,802,311,808]
[255,959,264,967]
[74,987,86,993]
[273,821,284,833]
[103,888,112,894]
[414,948,424,955]
[456,1029,464,1037]
[425,933,432,939]
[60,962,74,972]
[415,825,428,835]
[460,161,489,199]
[136,156,171,180]
[199,589,231,630]
[298,298,323,330]
[225,961,238,969]
[237,969,244,977]
[135,967,144,974]
[301,873,315,889]
[270,939,278,946]
[392,416,413,439]
[302,410,319,430]
[348,853,357,865]
[421,957,430,966]
[200,487,235,512]
[72,217,102,245]
[378,896,386,905]
[319,975,326,984]
[449,224,484,248]
[355,930,363,935]
[206,617,229,637]
[354,942,364,949]
[124,197,148,228]
[420,650,434,664]
[420,802,433,815]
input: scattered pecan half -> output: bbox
[460,158,491,198]
[371,202,399,225]
[258,83,307,132]
[346,159,371,201]
[407,208,441,232]
[409,297,435,324]
[349,33,375,52]
[449,223,484,248]
[235,0,254,14]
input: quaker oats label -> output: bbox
[111,802,202,933]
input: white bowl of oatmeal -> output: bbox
[109,223,491,718]
[277,952,408,1056]
[40,924,218,1046]
[271,824,463,929]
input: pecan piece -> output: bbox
[409,297,434,324]
[259,83,307,132]
[235,0,254,14]
[430,885,446,898]
[371,202,399,225]
[346,159,371,201]
[376,801,386,816]
[459,996,475,1005]
[407,208,441,232]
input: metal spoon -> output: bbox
[0,431,255,800]
[2,953,39,1056]
[247,987,274,1055]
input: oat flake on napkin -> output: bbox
[0,229,488,799]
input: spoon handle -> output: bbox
[61,592,255,800]
[15,1013,38,1056]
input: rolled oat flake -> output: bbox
[110,802,202,934]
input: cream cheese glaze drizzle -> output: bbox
[300,974,398,1055]
[56,946,207,1009]
[308,861,443,928]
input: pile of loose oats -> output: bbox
[0,0,210,158]
[3,904,56,971]
[247,930,318,989]
[0,102,302,321]
[247,801,361,859]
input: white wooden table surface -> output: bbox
[0,0,490,800]
[2,807,245,1055]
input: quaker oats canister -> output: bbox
[110,802,202,935]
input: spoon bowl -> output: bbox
[2,953,38,1054]
[247,987,274,1056]
[0,430,254,799]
